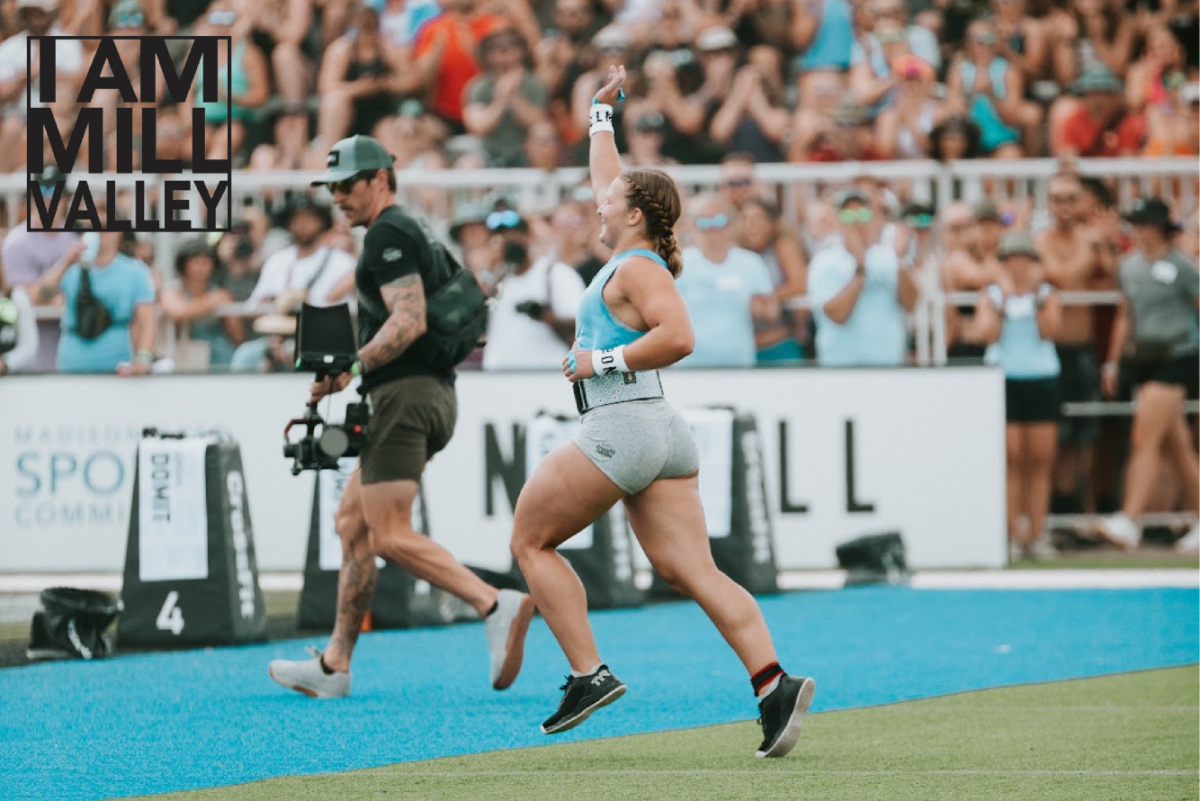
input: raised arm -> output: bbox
[589,65,626,204]
[974,286,1002,344]
[1035,287,1062,340]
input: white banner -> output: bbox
[681,408,734,538]
[0,368,1006,573]
[136,438,209,582]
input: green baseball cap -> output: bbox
[311,135,396,186]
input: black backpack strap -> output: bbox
[305,247,335,293]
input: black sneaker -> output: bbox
[755,675,816,758]
[540,665,627,735]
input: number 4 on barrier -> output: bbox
[156,591,185,636]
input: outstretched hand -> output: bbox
[593,65,626,106]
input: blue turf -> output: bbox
[1,587,1196,801]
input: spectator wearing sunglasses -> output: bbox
[1036,171,1117,517]
[482,208,585,370]
[717,153,769,208]
[807,188,919,367]
[675,195,777,368]
[0,166,79,371]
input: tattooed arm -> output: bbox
[357,273,427,371]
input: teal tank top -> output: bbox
[984,283,1061,380]
[575,248,668,351]
[196,40,250,124]
[959,58,1019,152]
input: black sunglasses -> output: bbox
[326,171,372,195]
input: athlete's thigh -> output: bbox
[512,442,626,551]
[622,472,717,576]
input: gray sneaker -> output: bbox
[1097,514,1139,550]
[486,589,536,690]
[1175,522,1200,554]
[268,646,351,699]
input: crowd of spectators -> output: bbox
[0,0,1195,175]
[0,0,1196,554]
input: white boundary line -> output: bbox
[0,569,1195,595]
[358,769,1198,777]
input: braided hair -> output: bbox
[622,169,684,278]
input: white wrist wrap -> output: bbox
[589,104,615,136]
[596,345,628,376]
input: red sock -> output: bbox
[750,662,784,695]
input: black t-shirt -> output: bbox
[356,205,455,390]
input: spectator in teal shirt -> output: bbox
[676,195,776,368]
[37,230,157,374]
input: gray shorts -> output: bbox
[572,398,700,495]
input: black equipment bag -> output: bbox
[74,267,114,340]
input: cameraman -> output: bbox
[481,208,585,370]
[269,135,534,700]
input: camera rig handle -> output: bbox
[283,402,323,476]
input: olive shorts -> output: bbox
[359,376,457,485]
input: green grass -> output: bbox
[144,665,1199,801]
[1008,551,1199,570]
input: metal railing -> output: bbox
[8,157,1197,369]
